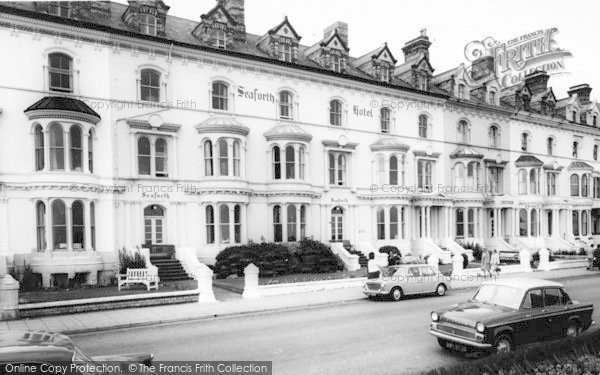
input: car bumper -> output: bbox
[429,329,492,348]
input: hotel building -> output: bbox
[0,0,599,286]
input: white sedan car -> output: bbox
[363,264,449,301]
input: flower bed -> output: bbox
[423,329,600,375]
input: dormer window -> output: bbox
[418,75,428,91]
[380,66,390,83]
[594,115,598,126]
[572,111,578,123]
[279,44,292,62]
[580,112,587,125]
[488,90,497,105]
[331,55,341,73]
[48,1,70,17]
[48,53,73,93]
[458,84,466,99]
[139,14,157,36]
[215,29,227,49]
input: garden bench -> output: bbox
[118,268,159,291]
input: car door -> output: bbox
[402,266,421,294]
[518,288,547,344]
[418,266,438,293]
[543,287,568,339]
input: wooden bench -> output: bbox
[118,268,159,291]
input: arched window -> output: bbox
[204,140,213,177]
[72,200,84,250]
[155,138,168,177]
[529,169,538,195]
[90,202,95,250]
[377,207,385,240]
[573,141,579,158]
[330,100,342,126]
[572,211,580,236]
[285,145,295,179]
[300,205,306,239]
[488,90,496,105]
[518,169,527,195]
[458,120,469,143]
[582,211,589,236]
[137,136,151,175]
[376,155,385,185]
[390,207,398,240]
[34,125,45,171]
[205,205,215,244]
[530,210,538,237]
[519,209,528,236]
[279,91,293,120]
[219,205,230,243]
[139,14,157,36]
[287,205,297,241]
[272,146,281,179]
[212,81,229,111]
[140,69,160,102]
[547,137,554,155]
[69,126,82,171]
[456,209,464,237]
[48,52,73,92]
[273,205,282,242]
[88,130,94,173]
[52,200,67,250]
[418,115,428,138]
[521,132,529,152]
[218,139,228,176]
[458,84,466,99]
[571,174,580,196]
[389,156,398,185]
[299,147,306,180]
[489,125,499,148]
[380,108,390,133]
[582,174,589,197]
[36,201,46,251]
[49,123,64,170]
[234,205,241,243]
[233,140,241,177]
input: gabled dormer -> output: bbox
[121,0,170,37]
[256,16,302,63]
[515,86,532,111]
[395,30,434,91]
[193,0,246,49]
[305,22,350,74]
[354,43,397,83]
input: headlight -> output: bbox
[431,312,439,322]
[476,322,485,333]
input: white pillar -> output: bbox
[85,200,93,251]
[66,204,73,251]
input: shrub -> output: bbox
[21,262,42,292]
[579,248,588,256]
[379,246,401,265]
[118,248,146,274]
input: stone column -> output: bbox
[294,145,300,181]
[384,205,390,240]
[82,130,89,174]
[63,130,70,171]
[420,206,425,238]
[526,208,531,237]
[228,204,235,245]
[426,206,432,238]
[227,139,233,178]
[242,263,260,299]
[66,204,73,251]
[43,128,50,172]
[85,201,93,251]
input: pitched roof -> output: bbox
[353,43,397,67]
[515,154,543,166]
[369,137,410,152]
[449,147,484,159]
[568,161,593,170]
[195,116,250,136]
[268,16,301,40]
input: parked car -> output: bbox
[429,278,595,354]
[0,331,153,374]
[363,264,449,301]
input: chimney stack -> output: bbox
[324,21,349,48]
[401,29,431,62]
[524,70,550,95]
[568,84,592,104]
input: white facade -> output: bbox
[0,1,599,287]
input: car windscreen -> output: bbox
[381,267,399,277]
[472,284,522,309]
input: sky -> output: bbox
[121,0,600,99]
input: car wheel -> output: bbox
[435,284,447,296]
[494,334,512,354]
[566,322,581,338]
[390,287,403,301]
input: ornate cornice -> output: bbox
[127,119,181,133]
[321,140,358,150]
[412,150,441,159]
[25,109,100,125]
[195,117,250,136]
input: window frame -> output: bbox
[140,68,161,103]
[48,52,73,93]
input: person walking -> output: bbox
[367,252,380,279]
[491,249,500,276]
[588,244,596,271]
[481,249,491,278]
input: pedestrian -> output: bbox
[367,252,380,279]
[491,249,500,276]
[587,244,596,271]
[481,249,491,278]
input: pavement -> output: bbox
[3,267,598,335]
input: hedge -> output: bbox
[379,245,401,265]
[423,329,600,375]
[214,240,341,278]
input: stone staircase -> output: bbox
[149,245,192,282]
[343,241,367,268]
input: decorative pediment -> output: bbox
[515,154,543,167]
[449,147,484,159]
[322,31,349,52]
[256,16,301,62]
[415,55,434,74]
[195,116,249,136]
[193,1,245,45]
[121,0,170,37]
[269,16,301,40]
[568,161,593,171]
